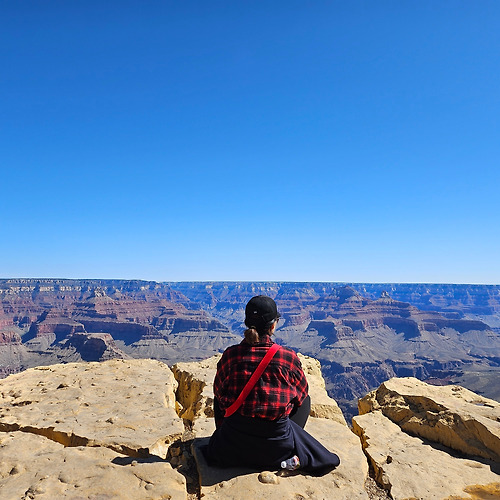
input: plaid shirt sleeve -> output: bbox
[214,336,309,420]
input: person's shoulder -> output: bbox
[276,344,301,363]
[221,341,246,357]
[217,342,245,372]
[276,344,298,355]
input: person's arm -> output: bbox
[289,394,310,428]
[213,352,229,427]
[288,355,310,427]
[293,356,309,407]
[213,396,224,428]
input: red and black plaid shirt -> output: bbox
[214,336,309,420]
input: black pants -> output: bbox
[208,395,340,472]
[213,395,311,429]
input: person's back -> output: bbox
[214,334,308,421]
[207,295,340,473]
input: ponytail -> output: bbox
[244,320,276,345]
[244,326,260,345]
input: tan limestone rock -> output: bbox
[0,431,186,500]
[171,354,220,422]
[0,359,184,458]
[352,411,500,500]
[358,377,500,462]
[191,417,368,499]
[192,416,216,438]
[298,353,347,425]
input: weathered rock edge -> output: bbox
[4,357,498,500]
[0,431,187,500]
[352,410,500,500]
[358,376,500,462]
[0,358,184,458]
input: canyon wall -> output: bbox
[170,281,500,417]
[1,279,500,420]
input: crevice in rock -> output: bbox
[0,422,161,458]
[363,454,393,500]
[163,419,201,500]
[351,422,393,498]
[364,476,391,500]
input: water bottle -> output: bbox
[281,455,300,470]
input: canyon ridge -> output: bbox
[1,278,499,419]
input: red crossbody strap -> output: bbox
[224,343,281,418]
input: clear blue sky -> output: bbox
[1,2,499,284]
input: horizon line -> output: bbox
[1,277,499,287]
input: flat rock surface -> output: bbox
[0,431,186,500]
[192,417,368,499]
[358,377,500,462]
[0,359,184,458]
[352,411,500,500]
[192,416,216,439]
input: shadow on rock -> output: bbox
[192,437,271,486]
[111,455,168,466]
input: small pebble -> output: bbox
[145,484,154,490]
[258,471,280,484]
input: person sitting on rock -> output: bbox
[207,295,340,473]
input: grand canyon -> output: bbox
[1,278,499,419]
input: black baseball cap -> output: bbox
[244,295,280,329]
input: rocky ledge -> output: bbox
[354,377,500,499]
[0,358,498,499]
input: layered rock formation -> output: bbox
[352,412,499,500]
[353,377,500,500]
[170,281,500,417]
[169,281,500,330]
[349,283,500,324]
[2,279,500,422]
[0,279,239,375]
[357,377,500,463]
